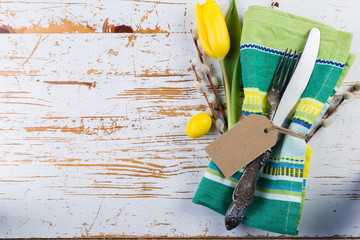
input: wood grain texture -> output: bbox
[0,0,359,238]
[0,0,190,34]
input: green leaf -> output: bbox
[229,55,242,128]
[224,0,241,90]
[225,0,242,128]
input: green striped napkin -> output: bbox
[193,6,355,235]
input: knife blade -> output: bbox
[225,27,321,230]
[272,27,321,127]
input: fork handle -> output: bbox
[233,150,271,209]
[225,150,271,230]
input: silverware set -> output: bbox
[225,28,321,230]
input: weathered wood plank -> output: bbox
[0,34,194,77]
[0,73,213,195]
[1,0,359,35]
[0,0,191,34]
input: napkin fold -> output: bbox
[193,6,354,235]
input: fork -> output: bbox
[225,49,300,230]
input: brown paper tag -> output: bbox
[205,114,278,178]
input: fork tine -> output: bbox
[279,50,297,92]
[267,48,300,121]
[269,48,288,90]
[276,49,292,90]
[291,51,302,77]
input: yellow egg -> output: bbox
[186,113,212,138]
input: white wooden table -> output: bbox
[0,0,359,238]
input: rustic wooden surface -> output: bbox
[0,0,359,238]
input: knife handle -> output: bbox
[233,150,271,210]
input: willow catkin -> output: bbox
[205,107,213,117]
[211,77,220,88]
[199,63,210,74]
[342,91,353,100]
[215,119,225,132]
[191,57,201,67]
[191,26,198,40]
[195,82,206,94]
[321,119,332,128]
[354,82,360,92]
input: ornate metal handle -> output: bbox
[225,150,271,230]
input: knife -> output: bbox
[225,27,321,230]
[272,28,321,128]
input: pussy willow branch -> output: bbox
[192,65,223,135]
[193,35,204,63]
[306,82,358,143]
[270,0,279,8]
[191,32,227,126]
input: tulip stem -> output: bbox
[219,59,232,128]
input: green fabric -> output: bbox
[297,187,307,230]
[240,49,282,92]
[337,53,356,87]
[243,197,301,235]
[257,177,303,189]
[193,6,354,236]
[241,6,353,63]
[301,64,344,103]
[193,176,234,215]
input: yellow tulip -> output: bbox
[195,0,230,60]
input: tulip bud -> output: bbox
[195,0,230,60]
